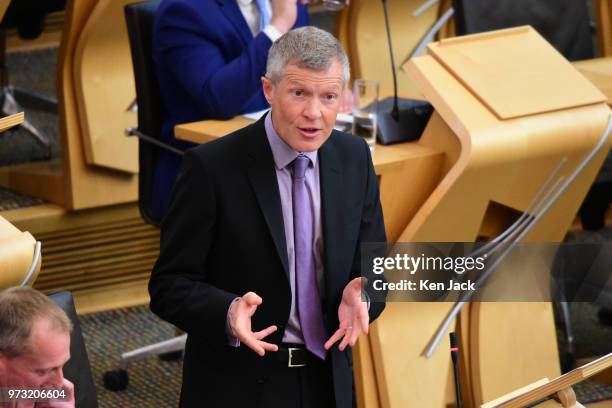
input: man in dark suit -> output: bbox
[151,0,309,217]
[149,26,386,408]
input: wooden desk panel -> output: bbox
[574,57,612,106]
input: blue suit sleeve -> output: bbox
[154,2,272,119]
[154,2,309,119]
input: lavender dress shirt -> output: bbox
[227,112,325,345]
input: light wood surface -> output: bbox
[428,27,606,120]
[57,0,138,209]
[574,57,612,106]
[175,116,256,143]
[0,112,24,132]
[481,378,550,408]
[73,0,138,173]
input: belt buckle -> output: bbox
[288,347,306,368]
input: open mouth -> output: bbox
[298,127,321,137]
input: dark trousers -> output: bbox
[259,348,336,408]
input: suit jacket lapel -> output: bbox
[319,135,345,307]
[216,0,253,45]
[246,117,290,279]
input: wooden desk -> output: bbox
[573,57,612,105]
[175,118,446,243]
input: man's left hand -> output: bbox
[324,277,369,351]
[36,379,75,408]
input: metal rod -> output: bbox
[125,127,184,156]
[21,241,41,287]
[412,0,439,17]
[408,7,454,60]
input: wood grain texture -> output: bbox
[73,0,139,173]
[57,0,138,210]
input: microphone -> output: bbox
[377,0,433,145]
[449,332,463,408]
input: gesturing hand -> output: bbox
[36,378,75,408]
[228,292,279,356]
[324,278,369,351]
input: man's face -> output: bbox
[0,318,71,389]
[262,60,344,152]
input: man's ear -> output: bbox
[261,76,274,104]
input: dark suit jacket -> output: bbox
[149,115,387,408]
[151,0,308,216]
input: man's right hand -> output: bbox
[270,0,300,33]
[228,292,279,356]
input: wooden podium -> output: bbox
[354,27,611,407]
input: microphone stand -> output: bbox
[377,0,433,145]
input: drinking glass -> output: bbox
[352,79,379,150]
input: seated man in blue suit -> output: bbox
[152,0,309,217]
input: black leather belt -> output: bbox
[272,344,313,368]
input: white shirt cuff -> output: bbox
[263,24,284,42]
[226,297,241,347]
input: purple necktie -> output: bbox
[292,155,327,360]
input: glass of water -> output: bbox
[352,79,379,150]
[306,0,349,10]
[322,0,349,10]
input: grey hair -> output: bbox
[266,26,350,87]
[0,287,72,358]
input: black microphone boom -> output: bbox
[377,0,433,145]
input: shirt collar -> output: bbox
[264,111,318,170]
[236,0,253,6]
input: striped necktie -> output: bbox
[254,0,271,31]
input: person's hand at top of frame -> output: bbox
[270,0,310,33]
[228,292,279,356]
[324,277,369,351]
